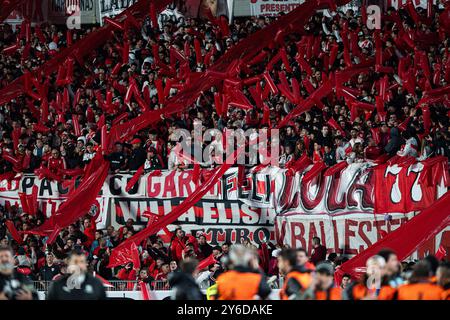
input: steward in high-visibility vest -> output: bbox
[215,267,271,300]
[278,249,313,300]
[393,261,443,300]
[206,284,218,300]
[436,262,450,300]
[214,245,271,300]
[313,262,343,300]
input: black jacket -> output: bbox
[385,128,404,156]
[128,147,147,170]
[0,270,39,300]
[168,272,204,300]
[39,264,61,281]
[47,273,106,300]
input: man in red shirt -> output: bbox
[170,228,188,262]
[310,237,327,265]
[47,149,66,174]
[82,217,96,247]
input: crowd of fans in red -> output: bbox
[0,2,449,297]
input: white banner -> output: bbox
[233,0,305,17]
[46,0,98,25]
[97,0,138,24]
[275,212,450,260]
[0,161,447,252]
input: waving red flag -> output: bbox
[197,254,217,271]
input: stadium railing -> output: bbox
[33,280,172,292]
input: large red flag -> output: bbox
[335,191,450,284]
[26,159,110,242]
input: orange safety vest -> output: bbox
[216,270,262,300]
[350,283,369,300]
[377,285,397,300]
[280,270,313,300]
[315,287,342,300]
[441,288,450,300]
[395,282,444,300]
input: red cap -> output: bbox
[131,138,141,145]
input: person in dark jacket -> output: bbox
[143,147,163,172]
[105,142,127,173]
[39,252,61,281]
[127,138,147,170]
[323,145,336,166]
[197,234,213,260]
[384,127,403,156]
[47,249,106,300]
[168,258,204,300]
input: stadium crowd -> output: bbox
[0,1,449,300]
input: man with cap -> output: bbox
[127,138,146,170]
[313,262,343,300]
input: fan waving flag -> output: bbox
[197,254,217,271]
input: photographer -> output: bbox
[0,246,37,300]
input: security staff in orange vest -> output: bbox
[296,248,316,271]
[314,262,343,300]
[393,261,444,300]
[279,249,313,300]
[214,245,271,300]
[437,262,450,300]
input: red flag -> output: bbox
[192,163,201,186]
[302,161,327,183]
[194,38,202,65]
[140,281,152,300]
[72,114,81,136]
[27,160,110,242]
[131,243,141,270]
[18,192,30,214]
[324,161,348,177]
[125,165,145,192]
[197,254,217,271]
[5,220,22,244]
[327,118,346,136]
[435,245,447,260]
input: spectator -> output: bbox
[127,138,146,171]
[39,252,60,281]
[310,237,327,265]
[168,258,204,300]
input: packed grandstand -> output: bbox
[0,0,449,300]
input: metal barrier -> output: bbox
[33,280,172,292]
